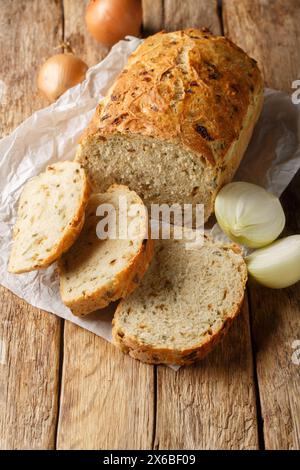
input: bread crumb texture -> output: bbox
[8,161,90,274]
[113,235,247,365]
[58,185,154,316]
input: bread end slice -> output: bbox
[8,161,90,274]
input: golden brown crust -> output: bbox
[80,29,264,167]
[112,243,248,366]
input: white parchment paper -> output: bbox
[1,37,300,354]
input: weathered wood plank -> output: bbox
[57,0,154,449]
[57,323,154,449]
[0,0,63,449]
[154,300,259,450]
[142,0,221,35]
[141,1,259,450]
[223,0,300,450]
[0,288,62,450]
[223,0,300,93]
[63,0,109,68]
[248,283,300,449]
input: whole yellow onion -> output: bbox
[37,53,88,102]
[85,0,142,46]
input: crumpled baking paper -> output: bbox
[1,37,300,360]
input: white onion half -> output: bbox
[246,235,300,288]
[215,182,285,248]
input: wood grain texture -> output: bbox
[56,1,154,450]
[63,0,109,68]
[154,300,259,450]
[0,0,63,132]
[0,1,63,449]
[248,172,300,450]
[142,0,221,35]
[248,284,300,449]
[224,0,300,450]
[142,0,258,450]
[0,288,61,449]
[2,0,299,451]
[57,323,154,450]
[223,0,300,92]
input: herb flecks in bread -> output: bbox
[8,161,90,274]
[76,28,264,221]
[112,235,247,365]
[58,185,154,317]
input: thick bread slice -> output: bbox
[58,185,154,316]
[8,161,90,274]
[112,235,247,365]
[76,29,264,222]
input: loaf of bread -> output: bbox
[58,185,154,316]
[112,234,247,365]
[8,161,90,274]
[76,29,264,221]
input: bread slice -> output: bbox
[112,235,247,365]
[8,161,90,274]
[58,185,154,316]
[76,29,264,222]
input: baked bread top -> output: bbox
[82,28,263,167]
[8,161,90,274]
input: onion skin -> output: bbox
[37,54,88,102]
[85,0,142,46]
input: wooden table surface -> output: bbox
[0,0,300,450]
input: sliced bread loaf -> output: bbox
[58,185,154,316]
[8,161,90,274]
[112,235,247,365]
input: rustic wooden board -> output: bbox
[142,0,222,35]
[63,0,109,68]
[223,0,300,450]
[56,0,154,450]
[142,0,259,450]
[2,0,300,450]
[223,0,300,93]
[154,300,259,450]
[57,323,154,449]
[0,0,63,449]
[248,284,300,450]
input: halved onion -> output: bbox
[246,235,300,288]
[215,182,285,248]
